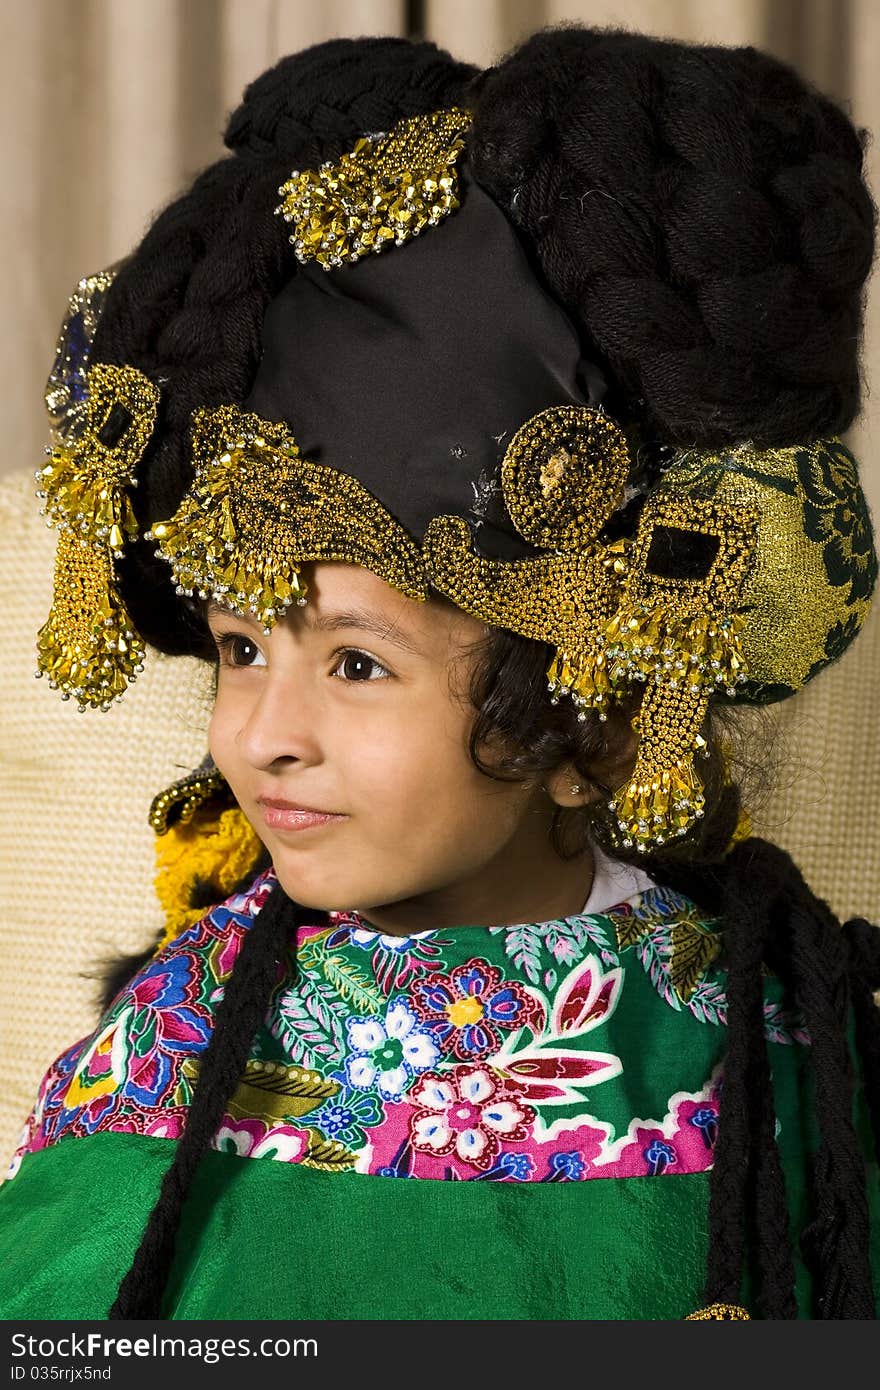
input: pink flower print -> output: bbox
[551,957,622,1037]
[409,1066,535,1172]
[212,1117,310,1163]
[110,1113,185,1141]
[412,958,539,1060]
[488,957,623,1104]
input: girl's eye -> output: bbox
[331,649,390,683]
[213,632,266,667]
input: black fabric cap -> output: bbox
[243,165,609,561]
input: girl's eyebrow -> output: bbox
[309,607,424,654]
[204,599,423,654]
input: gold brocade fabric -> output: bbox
[653,438,877,700]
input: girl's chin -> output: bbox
[268,858,359,914]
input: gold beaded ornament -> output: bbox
[684,1302,751,1320]
[424,408,759,852]
[146,404,429,629]
[44,266,121,447]
[34,361,159,711]
[426,405,632,717]
[275,107,471,271]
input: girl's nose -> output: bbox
[234,667,321,770]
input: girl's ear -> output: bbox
[543,762,602,808]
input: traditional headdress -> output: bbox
[35,108,877,855]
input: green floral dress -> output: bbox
[0,852,876,1320]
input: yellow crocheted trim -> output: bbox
[153,803,265,952]
[728,804,753,848]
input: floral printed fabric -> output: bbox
[8,868,807,1185]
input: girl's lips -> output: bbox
[260,805,347,831]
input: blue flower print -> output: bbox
[644,1140,678,1176]
[312,1087,384,1148]
[543,1152,586,1181]
[344,999,441,1100]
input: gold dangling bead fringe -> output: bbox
[597,603,748,851]
[35,530,146,712]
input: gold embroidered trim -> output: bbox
[148,405,428,631]
[275,108,472,270]
[34,363,158,710]
[149,765,232,834]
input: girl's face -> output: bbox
[207,560,594,934]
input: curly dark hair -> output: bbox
[75,28,879,1321]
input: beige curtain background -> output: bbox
[1,0,878,1168]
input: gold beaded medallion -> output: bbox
[424,405,631,721]
[34,363,159,711]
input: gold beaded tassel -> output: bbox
[275,108,472,271]
[607,660,712,851]
[34,364,159,711]
[598,494,759,850]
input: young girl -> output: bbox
[1,26,878,1321]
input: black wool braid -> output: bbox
[841,917,880,1166]
[786,889,876,1317]
[701,846,770,1307]
[722,841,798,1317]
[107,882,297,1319]
[737,857,798,1317]
[470,25,876,451]
[750,1081,798,1318]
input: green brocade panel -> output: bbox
[2,1129,715,1321]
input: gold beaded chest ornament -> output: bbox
[35,109,876,857]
